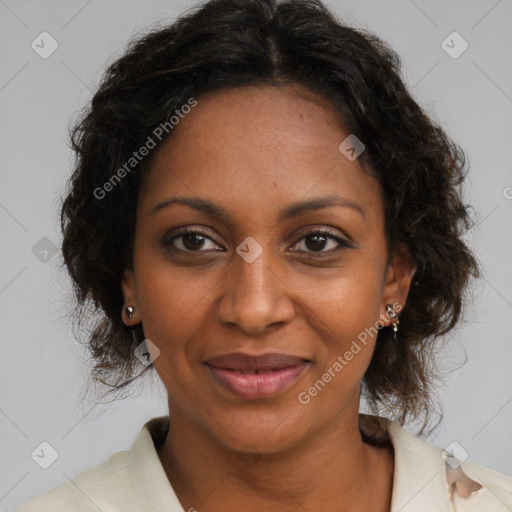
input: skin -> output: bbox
[121,83,416,511]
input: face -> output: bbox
[122,84,415,454]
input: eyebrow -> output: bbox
[148,194,367,223]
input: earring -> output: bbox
[386,304,400,341]
[125,306,135,319]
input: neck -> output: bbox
[157,402,394,512]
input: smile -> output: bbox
[205,362,310,399]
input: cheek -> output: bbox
[300,259,385,333]
[299,260,385,385]
[132,259,213,378]
[297,298,381,411]
[138,278,206,356]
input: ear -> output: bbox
[121,268,140,325]
[380,241,416,325]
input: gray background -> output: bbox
[1,0,511,510]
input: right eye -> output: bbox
[163,228,224,253]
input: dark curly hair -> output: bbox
[60,0,479,429]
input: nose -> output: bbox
[216,244,295,335]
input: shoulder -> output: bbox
[456,458,512,510]
[15,416,177,512]
[359,414,512,511]
[15,449,131,511]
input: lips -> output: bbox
[205,352,310,371]
[204,352,311,399]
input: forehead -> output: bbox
[138,84,382,225]
[160,83,351,160]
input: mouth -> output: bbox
[204,352,312,400]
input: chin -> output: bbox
[206,402,310,454]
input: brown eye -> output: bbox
[181,232,207,251]
[163,228,223,253]
[291,229,352,254]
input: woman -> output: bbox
[16,0,512,510]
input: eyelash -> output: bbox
[163,227,352,256]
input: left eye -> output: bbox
[290,230,351,254]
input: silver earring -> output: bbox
[125,306,135,319]
[386,304,399,341]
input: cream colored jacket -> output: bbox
[16,414,512,511]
